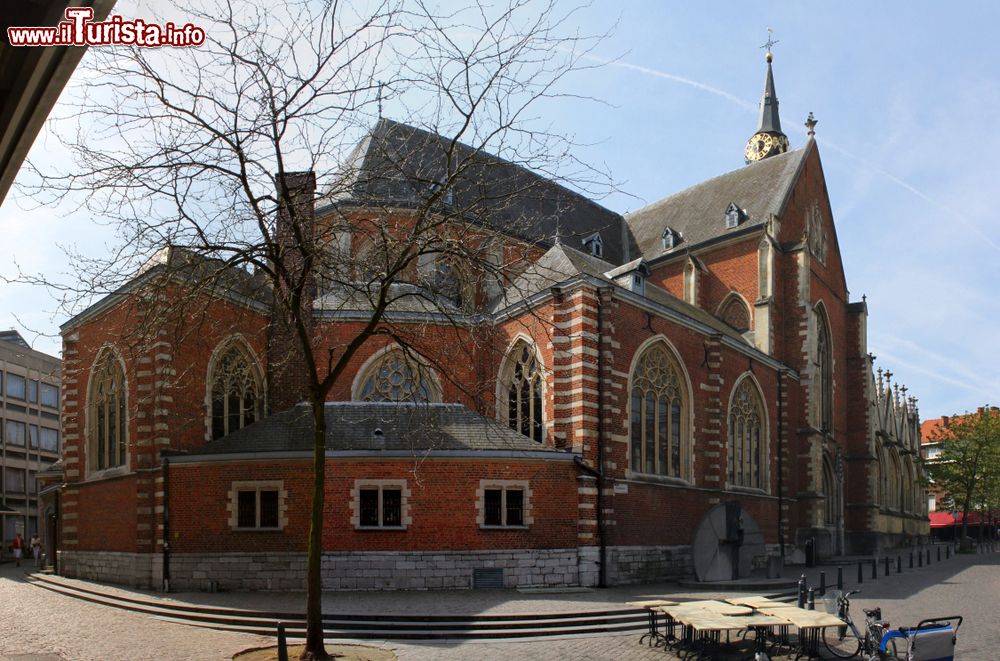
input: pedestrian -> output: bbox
[11,532,24,567]
[30,533,42,569]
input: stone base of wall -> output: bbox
[61,548,582,592]
[604,545,693,585]
[59,551,162,590]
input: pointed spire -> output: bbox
[757,52,783,135]
[744,31,790,163]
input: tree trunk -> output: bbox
[302,397,330,660]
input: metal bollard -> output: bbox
[897,555,902,574]
[946,545,951,559]
[918,549,923,567]
[938,546,941,562]
[857,562,863,584]
[927,548,931,564]
[819,571,826,596]
[808,587,816,611]
[884,556,890,576]
[910,551,914,568]
[837,566,844,591]
[798,574,807,608]
[277,622,288,661]
[872,559,878,580]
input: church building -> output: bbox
[49,51,928,591]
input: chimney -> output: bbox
[941,415,949,428]
[267,171,318,413]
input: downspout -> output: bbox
[161,453,171,593]
[777,370,785,560]
[596,287,608,588]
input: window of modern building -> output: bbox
[4,467,25,493]
[27,379,38,403]
[629,342,687,478]
[351,480,409,529]
[40,427,58,453]
[227,481,285,530]
[40,383,59,409]
[355,350,440,403]
[5,420,26,447]
[728,376,767,490]
[89,347,127,472]
[477,480,531,528]
[500,342,544,442]
[6,373,25,400]
[209,339,263,440]
[28,424,38,450]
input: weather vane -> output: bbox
[761,28,779,56]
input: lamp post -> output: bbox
[951,509,961,548]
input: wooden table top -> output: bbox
[656,601,753,617]
[757,606,846,628]
[625,599,679,609]
[724,596,797,608]
[682,612,793,633]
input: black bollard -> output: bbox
[918,549,923,567]
[819,571,826,596]
[927,548,932,564]
[808,587,816,611]
[910,551,914,568]
[897,555,902,574]
[872,559,878,580]
[277,622,288,661]
[837,566,844,591]
[884,556,890,576]
[938,546,942,562]
[946,545,951,559]
[858,562,863,584]
[798,574,807,608]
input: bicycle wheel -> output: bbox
[822,626,862,658]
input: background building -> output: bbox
[0,330,60,559]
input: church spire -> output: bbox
[744,31,790,164]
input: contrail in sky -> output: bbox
[583,53,1000,252]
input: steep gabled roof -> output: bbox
[197,402,567,455]
[624,143,811,261]
[323,118,626,264]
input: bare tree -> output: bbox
[16,1,612,658]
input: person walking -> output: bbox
[30,533,42,569]
[11,532,24,567]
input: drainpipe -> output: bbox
[595,287,608,588]
[161,453,171,592]
[777,371,785,560]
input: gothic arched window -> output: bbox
[823,457,837,525]
[356,350,441,403]
[89,347,127,471]
[210,340,264,440]
[815,306,833,432]
[629,342,686,478]
[432,259,468,309]
[501,342,544,442]
[728,376,767,490]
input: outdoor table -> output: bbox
[624,600,678,646]
[670,611,789,659]
[725,595,798,608]
[758,606,846,659]
[655,602,754,654]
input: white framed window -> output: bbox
[499,341,545,442]
[629,342,687,479]
[728,375,768,491]
[208,338,264,441]
[227,480,287,530]
[350,479,410,530]
[476,480,532,528]
[88,347,127,472]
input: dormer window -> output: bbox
[632,273,645,296]
[582,233,603,258]
[662,227,679,251]
[725,202,746,229]
[428,180,454,206]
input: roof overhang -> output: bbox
[0,0,117,205]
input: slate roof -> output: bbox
[323,118,626,264]
[198,402,569,455]
[623,143,811,261]
[315,282,462,315]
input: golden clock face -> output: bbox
[744,132,774,162]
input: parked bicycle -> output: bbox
[822,590,962,661]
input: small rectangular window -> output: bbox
[506,489,524,526]
[40,383,59,409]
[359,489,379,527]
[28,425,38,450]
[382,489,402,527]
[6,374,25,400]
[231,482,284,530]
[27,380,38,403]
[39,427,58,453]
[5,420,25,446]
[259,490,279,528]
[237,490,257,528]
[484,489,503,526]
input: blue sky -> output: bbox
[1,1,997,419]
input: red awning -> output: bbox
[929,511,988,528]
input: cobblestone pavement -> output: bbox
[2,549,998,660]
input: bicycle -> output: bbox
[877,616,962,661]
[821,590,897,660]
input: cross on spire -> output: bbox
[760,28,779,59]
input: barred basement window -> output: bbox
[728,376,767,490]
[501,342,544,442]
[477,480,531,529]
[351,480,410,529]
[209,339,263,440]
[356,350,441,403]
[89,347,127,472]
[629,342,686,478]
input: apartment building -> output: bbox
[0,330,60,557]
